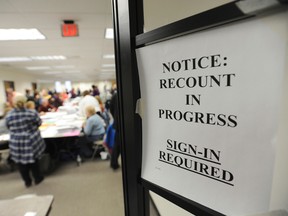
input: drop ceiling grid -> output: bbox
[0,0,115,81]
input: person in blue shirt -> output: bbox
[83,105,105,142]
[77,105,105,158]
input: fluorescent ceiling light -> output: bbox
[102,64,115,68]
[101,71,115,74]
[31,56,66,60]
[54,65,75,69]
[26,66,51,70]
[37,80,54,83]
[103,54,114,59]
[0,56,66,63]
[98,75,115,79]
[0,28,45,41]
[98,72,115,76]
[0,57,31,62]
[44,71,62,74]
[105,28,114,39]
[64,70,80,73]
[101,69,115,72]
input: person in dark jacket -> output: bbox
[110,89,120,170]
[92,85,100,96]
[49,93,63,108]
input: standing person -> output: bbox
[77,88,81,96]
[70,88,77,98]
[5,94,45,187]
[110,88,120,170]
[92,85,100,96]
[25,89,34,102]
[78,90,100,117]
[33,91,41,111]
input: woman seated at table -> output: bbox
[83,105,105,142]
[26,101,36,110]
[78,105,105,158]
[38,98,56,115]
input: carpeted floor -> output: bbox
[0,158,124,216]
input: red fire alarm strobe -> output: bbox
[62,20,78,37]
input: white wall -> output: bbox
[0,70,38,115]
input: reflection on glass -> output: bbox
[144,0,231,32]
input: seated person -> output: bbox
[38,99,56,115]
[83,105,105,142]
[77,105,105,158]
[25,101,36,110]
[49,93,63,108]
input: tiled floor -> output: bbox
[0,158,124,216]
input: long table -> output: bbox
[0,111,85,142]
[0,111,86,167]
[39,111,85,138]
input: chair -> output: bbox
[91,139,110,160]
[91,140,104,160]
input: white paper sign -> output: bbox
[137,12,288,215]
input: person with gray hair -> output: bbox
[5,94,45,187]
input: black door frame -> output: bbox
[112,1,288,215]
